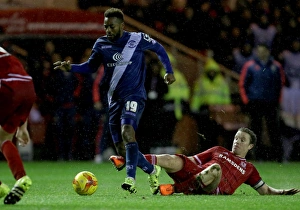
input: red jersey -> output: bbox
[0,47,29,78]
[0,47,35,133]
[193,146,264,195]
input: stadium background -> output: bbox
[0,0,299,161]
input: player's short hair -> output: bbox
[104,8,124,22]
[238,127,257,146]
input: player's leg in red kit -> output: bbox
[144,154,222,195]
[160,163,222,195]
[0,83,35,204]
[0,91,27,179]
[0,132,32,204]
[1,139,27,180]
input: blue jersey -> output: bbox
[71,31,173,105]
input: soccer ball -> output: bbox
[72,171,98,195]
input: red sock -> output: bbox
[144,154,157,165]
[174,176,200,194]
[1,140,26,180]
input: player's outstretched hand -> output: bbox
[164,73,176,85]
[282,188,300,195]
[53,60,71,71]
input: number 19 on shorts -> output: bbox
[126,101,138,113]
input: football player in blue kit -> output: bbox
[54,7,175,194]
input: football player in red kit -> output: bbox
[0,47,36,204]
[110,127,300,195]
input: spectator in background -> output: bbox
[190,57,231,150]
[249,14,277,49]
[279,38,300,89]
[239,44,285,161]
[232,42,254,74]
[280,79,300,162]
[278,38,300,162]
[190,57,231,113]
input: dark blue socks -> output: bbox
[125,142,154,179]
[125,142,139,179]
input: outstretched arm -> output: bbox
[257,183,300,195]
[53,50,102,74]
[53,60,97,74]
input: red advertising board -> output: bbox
[0,8,105,36]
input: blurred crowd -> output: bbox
[78,0,300,68]
[1,0,299,162]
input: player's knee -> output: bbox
[201,163,222,193]
[211,163,221,171]
[209,163,222,177]
[200,163,222,182]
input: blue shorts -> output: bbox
[109,97,145,143]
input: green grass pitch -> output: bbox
[1,161,300,210]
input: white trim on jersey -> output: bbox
[0,74,32,88]
[7,73,32,80]
[1,78,32,82]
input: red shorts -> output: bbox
[167,154,203,183]
[167,154,219,195]
[0,79,36,133]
